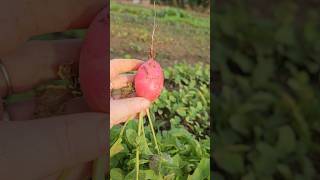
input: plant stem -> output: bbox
[120,119,130,137]
[110,119,131,158]
[146,108,161,154]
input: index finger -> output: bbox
[110,59,144,80]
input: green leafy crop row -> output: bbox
[111,1,209,29]
[110,63,210,180]
[153,63,210,138]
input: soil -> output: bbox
[110,2,210,67]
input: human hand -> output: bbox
[0,0,107,180]
[110,59,151,127]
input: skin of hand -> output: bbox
[110,59,151,127]
[0,0,109,179]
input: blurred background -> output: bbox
[213,0,320,179]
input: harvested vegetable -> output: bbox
[134,59,164,101]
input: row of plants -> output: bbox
[111,1,209,29]
[154,0,209,10]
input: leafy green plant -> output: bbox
[153,63,210,138]
[110,63,210,179]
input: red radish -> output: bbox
[134,59,164,101]
[79,7,109,113]
[134,1,163,102]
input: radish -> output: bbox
[134,2,163,102]
[79,7,108,113]
[134,59,164,101]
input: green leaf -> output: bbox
[140,170,162,180]
[231,51,254,73]
[136,135,152,155]
[252,57,274,87]
[187,158,210,180]
[110,138,124,158]
[124,169,162,180]
[229,114,249,136]
[276,126,296,156]
[163,173,175,180]
[126,129,137,146]
[110,168,125,180]
[277,164,292,180]
[214,149,245,174]
[253,143,278,177]
[177,107,187,116]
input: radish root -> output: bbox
[149,1,157,60]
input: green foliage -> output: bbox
[155,0,209,9]
[153,63,210,138]
[111,2,209,29]
[110,63,210,179]
[213,1,320,179]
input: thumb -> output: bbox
[110,97,151,127]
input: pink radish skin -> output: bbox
[79,7,109,113]
[134,59,164,101]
